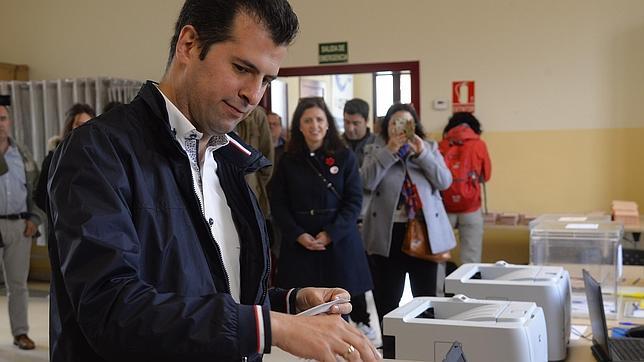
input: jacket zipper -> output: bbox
[257,182,269,304]
[192,169,232,295]
[173,138,232,295]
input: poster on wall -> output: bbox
[300,78,326,98]
[452,80,475,113]
[331,74,353,130]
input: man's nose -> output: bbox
[239,78,264,106]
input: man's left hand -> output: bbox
[24,220,37,237]
[296,287,352,315]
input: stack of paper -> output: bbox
[497,212,519,226]
[612,200,640,227]
[483,212,498,224]
[519,214,537,225]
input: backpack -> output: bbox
[439,136,483,213]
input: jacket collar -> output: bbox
[137,81,270,174]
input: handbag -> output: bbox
[401,217,451,263]
[399,167,451,263]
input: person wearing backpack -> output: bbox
[439,112,492,264]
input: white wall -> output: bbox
[286,0,644,132]
[2,0,643,132]
[0,0,180,81]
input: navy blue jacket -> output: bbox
[269,148,373,296]
[47,82,294,361]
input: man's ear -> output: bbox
[174,25,200,64]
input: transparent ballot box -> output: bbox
[530,221,623,317]
[528,213,612,229]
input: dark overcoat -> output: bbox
[47,82,294,362]
[270,147,373,296]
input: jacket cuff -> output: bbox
[268,287,300,314]
[287,288,300,314]
[27,212,42,226]
[410,145,429,162]
[238,304,271,355]
[285,227,306,247]
[324,226,339,246]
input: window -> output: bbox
[374,70,412,118]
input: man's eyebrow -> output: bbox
[235,58,278,82]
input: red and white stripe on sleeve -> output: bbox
[253,305,265,353]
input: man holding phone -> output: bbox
[47,1,380,361]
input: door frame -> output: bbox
[262,61,421,116]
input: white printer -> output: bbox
[444,261,571,361]
[383,295,548,362]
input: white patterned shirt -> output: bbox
[157,87,241,303]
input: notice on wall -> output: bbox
[452,80,475,113]
[319,42,348,64]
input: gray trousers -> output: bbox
[0,219,31,336]
[448,208,484,264]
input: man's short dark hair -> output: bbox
[0,95,10,106]
[343,98,369,121]
[167,0,299,67]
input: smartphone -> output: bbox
[403,119,415,141]
[394,117,415,141]
[393,117,407,135]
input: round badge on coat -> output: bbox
[329,165,339,174]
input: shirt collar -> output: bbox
[156,85,229,149]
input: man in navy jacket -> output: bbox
[47,1,379,361]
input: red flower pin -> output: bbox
[325,156,335,166]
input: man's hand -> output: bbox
[23,220,37,237]
[297,233,326,251]
[271,312,381,362]
[296,287,351,315]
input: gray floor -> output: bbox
[0,289,49,362]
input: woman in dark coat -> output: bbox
[269,97,373,306]
[34,103,95,211]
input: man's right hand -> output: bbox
[270,312,381,361]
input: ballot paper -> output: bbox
[296,298,351,316]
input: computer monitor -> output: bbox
[583,269,611,359]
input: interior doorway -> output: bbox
[262,61,420,134]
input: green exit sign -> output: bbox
[319,42,348,64]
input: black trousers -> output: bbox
[370,222,437,325]
[349,292,370,325]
